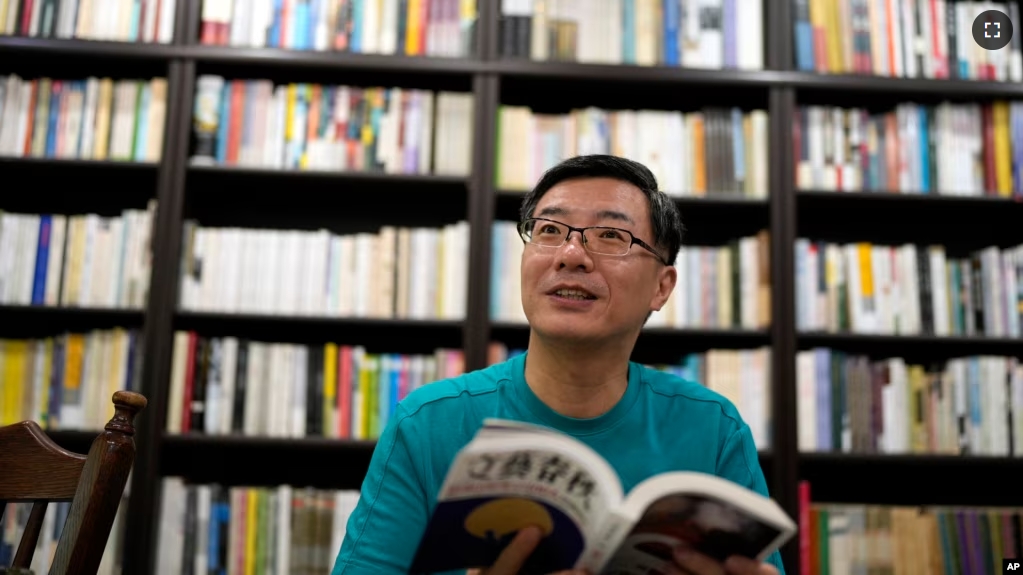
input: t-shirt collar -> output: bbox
[508,351,641,436]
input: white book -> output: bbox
[276,485,293,573]
[292,345,308,438]
[155,478,186,575]
[166,331,191,429]
[410,419,795,574]
[220,337,239,434]
[736,0,762,69]
[204,338,223,435]
[379,0,399,53]
[195,486,211,575]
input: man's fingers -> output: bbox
[724,556,778,575]
[674,548,726,575]
[485,526,545,575]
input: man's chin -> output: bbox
[528,319,606,344]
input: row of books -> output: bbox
[794,102,1023,198]
[190,76,473,176]
[165,333,466,439]
[795,241,1023,338]
[0,496,128,575]
[496,105,770,198]
[0,329,144,429]
[793,0,1023,82]
[796,348,1023,456]
[0,75,168,162]
[0,205,155,309]
[178,221,469,320]
[798,495,1023,575]
[156,480,357,575]
[0,0,176,42]
[198,0,477,58]
[498,0,764,70]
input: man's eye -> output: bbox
[539,225,560,234]
[600,230,623,239]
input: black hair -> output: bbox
[519,154,685,266]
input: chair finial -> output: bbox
[104,391,148,435]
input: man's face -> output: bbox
[520,177,676,345]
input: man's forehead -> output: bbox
[534,203,636,225]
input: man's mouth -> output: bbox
[551,288,597,300]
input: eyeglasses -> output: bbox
[517,217,670,266]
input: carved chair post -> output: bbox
[0,390,147,575]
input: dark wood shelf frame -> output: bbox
[799,453,1023,506]
[0,306,145,337]
[173,311,466,351]
[2,1,1021,573]
[160,433,774,491]
[187,163,470,185]
[0,36,184,59]
[798,332,1023,359]
[160,434,378,490]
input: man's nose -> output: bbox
[556,231,593,268]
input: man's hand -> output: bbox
[465,526,590,575]
[672,548,781,575]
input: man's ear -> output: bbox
[649,265,677,312]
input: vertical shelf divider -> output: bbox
[123,57,197,575]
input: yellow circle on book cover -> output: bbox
[464,498,555,540]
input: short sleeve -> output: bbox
[331,404,429,575]
[715,423,787,575]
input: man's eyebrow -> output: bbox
[596,210,634,225]
[536,206,568,217]
[535,206,635,225]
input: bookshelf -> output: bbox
[3,0,1023,573]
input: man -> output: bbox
[330,155,785,575]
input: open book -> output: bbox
[409,419,796,575]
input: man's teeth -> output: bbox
[555,289,592,300]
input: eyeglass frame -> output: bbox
[517,217,671,266]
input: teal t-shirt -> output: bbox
[330,352,786,575]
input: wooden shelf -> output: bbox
[184,45,481,74]
[494,190,770,244]
[0,158,159,213]
[493,322,769,339]
[491,323,771,362]
[497,189,768,206]
[160,434,377,490]
[492,59,785,86]
[0,306,145,337]
[0,157,159,170]
[798,332,1023,359]
[795,190,1023,248]
[782,71,1023,97]
[800,453,1023,506]
[187,164,467,185]
[174,311,465,352]
[0,37,182,59]
[797,190,1023,205]
[185,165,470,229]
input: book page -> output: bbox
[598,492,790,575]
[409,434,622,574]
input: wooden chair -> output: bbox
[0,390,147,575]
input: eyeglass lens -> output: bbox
[523,219,632,256]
